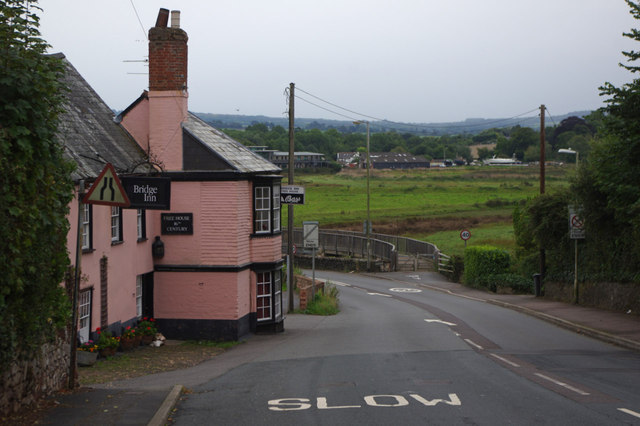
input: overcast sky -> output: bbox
[38,0,637,124]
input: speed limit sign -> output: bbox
[460,229,471,241]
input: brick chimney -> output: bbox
[148,9,188,170]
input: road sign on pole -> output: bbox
[303,221,319,249]
[569,206,585,239]
[82,163,130,207]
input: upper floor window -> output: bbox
[137,209,146,241]
[111,206,122,243]
[81,204,92,251]
[254,183,281,235]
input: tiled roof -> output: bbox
[183,114,280,173]
[54,54,149,181]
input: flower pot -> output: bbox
[135,334,143,346]
[99,346,117,358]
[120,337,137,351]
[141,335,154,346]
[76,350,98,366]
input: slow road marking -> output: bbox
[390,288,422,293]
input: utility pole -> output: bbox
[69,180,84,389]
[287,83,295,312]
[539,104,545,194]
[539,104,546,282]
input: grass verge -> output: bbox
[78,340,240,385]
[301,284,340,315]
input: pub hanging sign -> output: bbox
[121,177,171,210]
[161,213,193,235]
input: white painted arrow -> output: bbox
[424,319,457,327]
[368,292,392,298]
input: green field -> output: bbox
[284,165,570,255]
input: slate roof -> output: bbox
[54,54,149,181]
[183,113,280,174]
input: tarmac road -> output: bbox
[169,271,640,425]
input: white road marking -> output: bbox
[618,408,640,419]
[390,288,422,293]
[424,319,457,327]
[318,279,350,287]
[406,274,421,280]
[534,373,590,396]
[490,353,520,368]
[464,339,484,350]
[368,292,392,298]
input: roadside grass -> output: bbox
[78,340,240,385]
[284,166,567,227]
[283,166,569,252]
[300,284,340,315]
[417,222,516,257]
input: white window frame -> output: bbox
[111,206,121,242]
[254,186,271,234]
[137,209,146,241]
[256,272,272,321]
[78,289,92,343]
[136,275,143,318]
[274,270,282,321]
[81,204,91,250]
[272,185,281,232]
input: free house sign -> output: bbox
[161,213,193,235]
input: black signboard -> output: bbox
[121,177,171,210]
[281,185,305,205]
[161,213,193,235]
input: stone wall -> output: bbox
[544,281,640,314]
[0,332,70,416]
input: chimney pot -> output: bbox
[171,10,181,28]
[155,8,169,27]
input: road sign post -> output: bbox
[303,221,319,300]
[568,206,585,304]
[460,229,471,248]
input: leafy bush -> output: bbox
[0,0,75,371]
[477,273,533,294]
[463,245,510,288]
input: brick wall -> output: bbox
[296,275,325,310]
[148,27,188,91]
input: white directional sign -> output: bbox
[303,221,319,249]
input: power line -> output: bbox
[130,0,147,40]
[295,85,542,131]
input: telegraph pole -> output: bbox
[539,104,545,194]
[539,104,546,282]
[287,83,295,312]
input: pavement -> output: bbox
[30,270,640,426]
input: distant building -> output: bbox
[337,152,430,169]
[251,148,329,169]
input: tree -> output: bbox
[0,0,75,369]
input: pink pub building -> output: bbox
[63,9,284,342]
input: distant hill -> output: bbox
[192,111,593,136]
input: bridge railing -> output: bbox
[283,228,448,272]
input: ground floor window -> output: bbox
[78,289,92,343]
[136,275,143,318]
[257,272,272,321]
[256,269,283,322]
